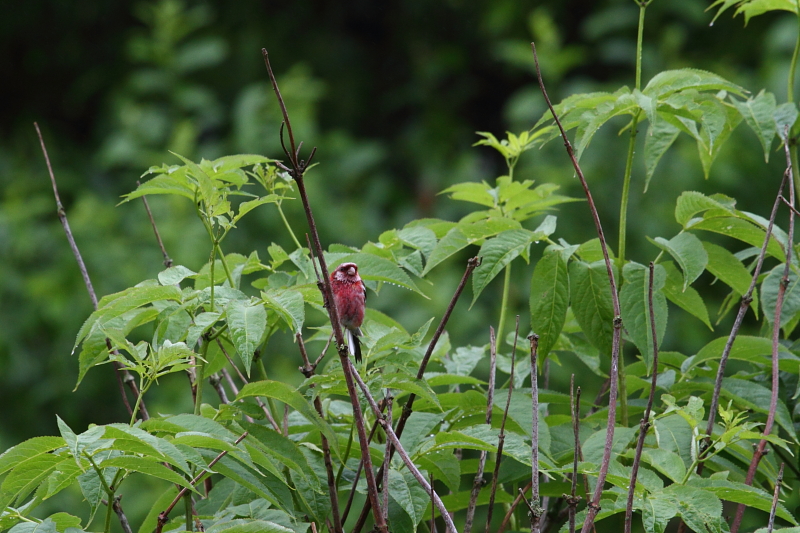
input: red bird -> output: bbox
[330,262,366,363]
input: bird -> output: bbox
[330,262,366,363]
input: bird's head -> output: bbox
[333,262,360,282]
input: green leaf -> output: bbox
[262,288,305,334]
[387,468,429,525]
[236,381,337,447]
[688,217,785,261]
[689,478,797,525]
[7,518,59,533]
[227,299,267,376]
[569,260,616,357]
[643,69,746,99]
[574,90,638,159]
[1,453,63,507]
[200,451,294,511]
[649,233,708,290]
[423,217,521,275]
[702,241,754,299]
[761,264,800,327]
[205,520,294,533]
[121,174,195,203]
[0,437,65,476]
[232,195,283,225]
[384,373,442,411]
[674,191,735,227]
[661,262,712,330]
[775,101,799,140]
[640,449,686,484]
[100,456,196,491]
[158,265,197,286]
[685,335,797,374]
[619,262,667,369]
[333,252,426,297]
[529,249,570,359]
[644,118,681,191]
[439,181,496,208]
[471,229,535,305]
[730,90,777,162]
[398,226,438,259]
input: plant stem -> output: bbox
[194,338,210,416]
[496,263,512,345]
[790,13,800,201]
[278,201,303,250]
[215,242,236,287]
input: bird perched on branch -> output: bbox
[330,262,366,363]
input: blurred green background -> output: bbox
[1,0,795,480]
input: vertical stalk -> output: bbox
[496,263,512,344]
[789,13,800,200]
[194,338,210,415]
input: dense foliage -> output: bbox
[3,1,800,532]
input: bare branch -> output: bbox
[529,45,623,533]
[529,334,544,533]
[136,180,173,268]
[112,495,133,533]
[767,463,785,533]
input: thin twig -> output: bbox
[499,481,533,533]
[767,463,785,533]
[209,373,229,404]
[297,333,343,533]
[349,359,459,533]
[701,167,791,474]
[340,417,383,523]
[529,334,544,533]
[156,431,248,533]
[34,122,147,421]
[136,180,173,268]
[529,45,622,533]
[567,375,581,533]
[219,339,281,431]
[263,49,386,532]
[487,317,521,530]
[731,134,795,533]
[353,256,480,533]
[624,263,660,533]
[464,327,498,533]
[382,394,393,526]
[430,473,438,533]
[112,495,133,533]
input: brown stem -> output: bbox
[209,373,229,404]
[156,431,248,533]
[297,333,343,533]
[263,49,386,532]
[35,122,147,421]
[731,135,795,533]
[567,376,582,533]
[382,394,393,526]
[701,167,791,473]
[767,463,785,533]
[499,481,532,533]
[136,180,173,268]
[486,316,521,530]
[341,418,382,523]
[529,45,623,533]
[529,334,544,533]
[112,495,133,533]
[353,256,479,533]
[430,472,438,533]
[624,263,660,533]
[219,339,281,431]
[349,359,459,533]
[464,327,498,533]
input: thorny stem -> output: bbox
[349,360,459,533]
[156,432,249,533]
[731,136,796,533]
[624,263,660,533]
[486,317,521,530]
[701,156,791,474]
[35,122,147,421]
[262,48,387,532]
[531,44,622,533]
[464,328,498,533]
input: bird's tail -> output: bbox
[346,328,362,363]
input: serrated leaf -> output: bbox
[227,299,267,376]
[688,217,785,261]
[439,181,496,207]
[236,381,337,448]
[650,233,708,290]
[731,90,777,162]
[423,217,521,274]
[644,118,681,191]
[702,241,754,298]
[689,478,797,524]
[0,437,65,476]
[471,228,534,305]
[575,89,638,159]
[643,69,746,99]
[99,456,196,491]
[775,101,799,140]
[674,191,735,227]
[232,195,282,225]
[398,226,438,259]
[529,249,569,359]
[262,288,305,334]
[685,335,797,374]
[661,262,712,330]
[569,260,616,357]
[121,174,195,203]
[619,262,667,370]
[761,264,800,327]
[158,265,197,286]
